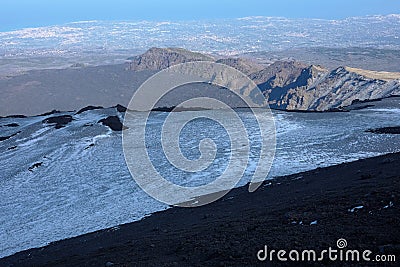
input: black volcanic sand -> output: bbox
[1,153,399,266]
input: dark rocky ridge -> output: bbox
[42,115,74,129]
[0,131,20,142]
[102,48,400,112]
[28,162,43,172]
[151,106,211,112]
[37,110,61,117]
[127,48,400,111]
[366,127,400,134]
[248,62,400,111]
[98,116,127,131]
[4,115,27,119]
[278,66,400,111]
[2,123,19,127]
[115,104,127,113]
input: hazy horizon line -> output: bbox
[1,13,399,33]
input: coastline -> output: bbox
[1,152,399,266]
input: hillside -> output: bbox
[1,47,400,116]
[127,47,214,71]
[256,64,400,111]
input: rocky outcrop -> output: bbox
[127,47,214,71]
[366,126,400,134]
[115,104,127,113]
[98,116,127,131]
[28,162,43,172]
[42,115,74,129]
[250,61,311,88]
[3,123,19,127]
[84,143,95,150]
[0,131,21,141]
[266,66,400,111]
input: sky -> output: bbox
[1,0,400,31]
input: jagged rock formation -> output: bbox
[127,48,400,111]
[127,47,214,71]
[265,65,400,111]
[3,123,19,127]
[249,61,311,87]
[28,162,43,172]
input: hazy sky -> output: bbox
[1,0,399,31]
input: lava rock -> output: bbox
[4,123,19,127]
[28,162,43,172]
[0,136,11,141]
[98,116,127,131]
[0,131,21,141]
[42,115,73,129]
[366,126,400,134]
[85,143,95,150]
[115,104,127,113]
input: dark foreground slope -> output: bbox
[1,153,399,266]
